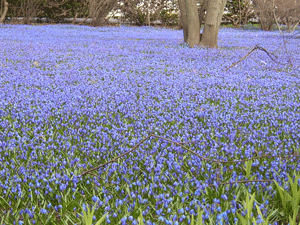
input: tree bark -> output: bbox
[185,0,200,47]
[178,0,188,42]
[177,10,182,28]
[200,0,227,48]
[0,0,8,23]
[199,0,208,29]
[147,0,150,26]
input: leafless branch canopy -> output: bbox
[253,0,300,31]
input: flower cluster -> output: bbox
[0,24,299,224]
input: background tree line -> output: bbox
[1,0,299,31]
[0,0,299,48]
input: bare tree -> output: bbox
[119,0,165,26]
[87,0,118,26]
[273,0,300,32]
[43,0,73,23]
[147,0,165,25]
[178,0,227,48]
[159,1,178,26]
[201,0,227,48]
[224,0,255,27]
[253,0,300,31]
[69,0,89,24]
[178,0,188,41]
[0,0,8,23]
[253,0,275,30]
[198,0,208,28]
[19,0,42,24]
[185,0,200,46]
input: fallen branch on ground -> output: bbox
[225,45,280,71]
[208,179,274,187]
[81,134,299,176]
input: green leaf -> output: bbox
[237,213,247,224]
[95,213,108,225]
[126,186,132,199]
[137,209,145,225]
[82,208,88,224]
[256,205,278,225]
[252,216,258,225]
[196,206,203,225]
[191,213,195,225]
[274,180,288,211]
[288,174,298,200]
[246,192,255,218]
[245,160,253,179]
[288,173,300,212]
[255,205,265,224]
[81,202,103,225]
[0,196,10,208]
[289,215,296,225]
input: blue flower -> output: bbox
[40,208,48,214]
[2,24,300,225]
[158,216,165,222]
[221,194,227,200]
[92,195,99,202]
[121,216,127,224]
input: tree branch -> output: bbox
[0,0,8,23]
[81,133,299,177]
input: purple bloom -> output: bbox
[1,24,300,225]
[40,208,48,214]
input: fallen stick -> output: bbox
[81,134,299,176]
[225,45,279,71]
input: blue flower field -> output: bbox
[0,25,300,224]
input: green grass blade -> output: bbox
[245,160,253,178]
[95,213,108,225]
[191,213,194,225]
[138,209,145,225]
[197,206,203,225]
[237,213,247,224]
[246,192,255,218]
[274,181,286,211]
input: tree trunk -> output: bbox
[200,0,227,48]
[185,0,200,47]
[147,1,150,26]
[177,11,182,29]
[199,0,208,29]
[0,0,8,23]
[178,0,188,42]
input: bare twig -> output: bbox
[225,45,280,71]
[272,0,282,34]
[81,134,153,176]
[152,134,297,164]
[87,172,98,176]
[225,46,258,71]
[208,179,274,187]
[255,45,279,62]
[82,134,299,177]
[151,134,214,161]
[88,172,113,185]
[178,140,197,144]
